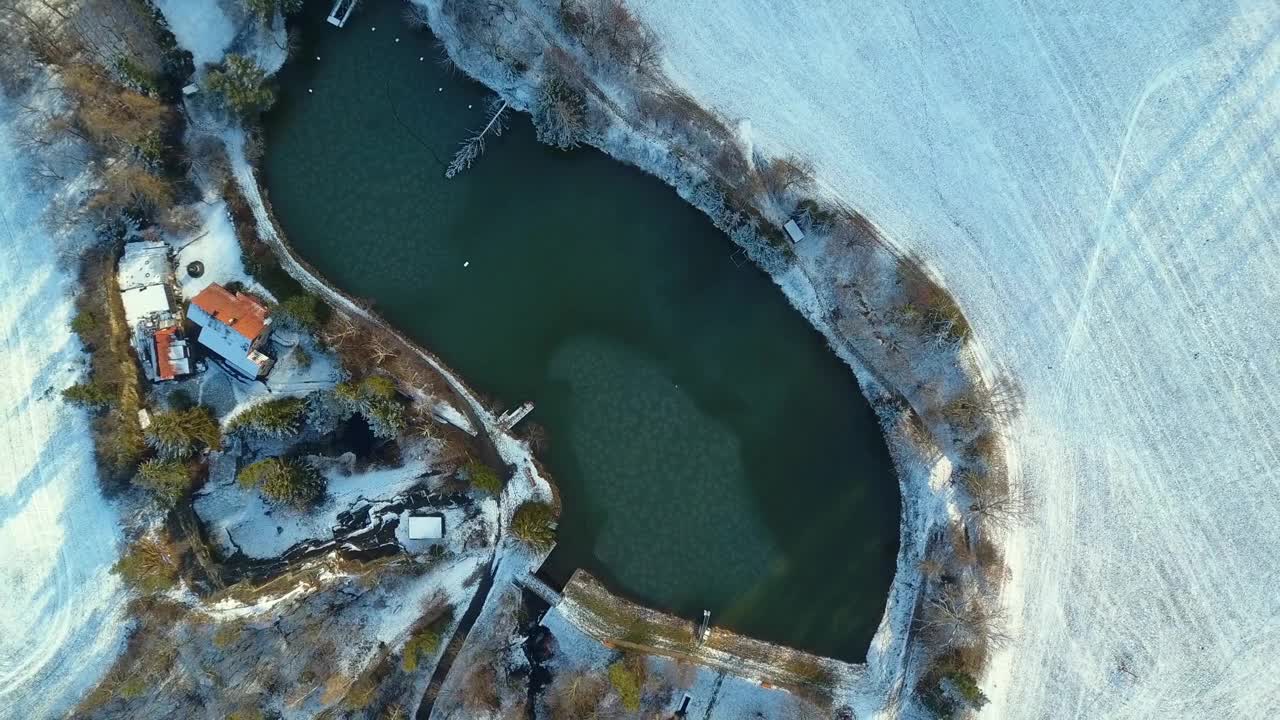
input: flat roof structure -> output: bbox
[406,514,444,540]
[118,241,174,327]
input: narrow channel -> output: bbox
[261,1,898,662]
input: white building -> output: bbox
[406,514,444,540]
[118,241,175,328]
[118,241,193,383]
[187,283,274,379]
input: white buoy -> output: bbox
[371,26,376,31]
[308,88,313,94]
[395,38,400,43]
[437,87,443,92]
[467,104,472,109]
[463,261,470,268]
[420,57,425,61]
[315,55,320,60]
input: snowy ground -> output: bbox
[629,1,1280,717]
[0,99,127,720]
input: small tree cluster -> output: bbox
[400,607,455,672]
[144,406,221,459]
[238,457,325,509]
[135,459,196,506]
[335,375,407,440]
[244,0,303,26]
[206,54,276,116]
[464,459,504,496]
[228,396,307,438]
[606,655,646,712]
[275,293,325,331]
[114,531,182,593]
[559,0,661,75]
[533,70,587,150]
[510,501,557,551]
[63,381,114,409]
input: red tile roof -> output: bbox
[190,284,270,341]
[154,326,179,381]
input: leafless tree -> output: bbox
[445,98,508,179]
[961,470,1031,531]
[919,585,1011,651]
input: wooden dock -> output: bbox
[326,0,357,27]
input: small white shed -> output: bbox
[406,514,444,540]
[783,219,806,244]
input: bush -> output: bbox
[465,460,503,496]
[533,72,586,150]
[607,657,644,712]
[207,54,275,116]
[510,501,557,551]
[238,457,325,509]
[335,376,407,440]
[228,396,307,438]
[63,381,114,409]
[896,256,971,343]
[135,459,195,506]
[276,293,326,331]
[144,406,221,459]
[114,532,182,593]
[70,309,98,339]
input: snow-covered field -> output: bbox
[0,100,126,720]
[632,1,1280,717]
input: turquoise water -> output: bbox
[261,1,898,661]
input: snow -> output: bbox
[0,100,127,720]
[154,0,237,68]
[624,1,1280,717]
[173,200,267,300]
[195,451,437,559]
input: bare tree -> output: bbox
[919,585,1011,651]
[961,470,1031,531]
[445,98,508,178]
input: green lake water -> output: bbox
[261,1,898,661]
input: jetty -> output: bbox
[326,0,357,27]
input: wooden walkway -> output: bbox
[326,0,357,27]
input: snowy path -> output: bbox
[0,101,127,719]
[631,1,1280,717]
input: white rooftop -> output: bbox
[406,515,443,540]
[117,241,170,291]
[120,284,173,328]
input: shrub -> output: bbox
[134,459,195,506]
[70,309,98,339]
[144,406,221,459]
[63,381,114,409]
[335,376,407,440]
[465,460,503,496]
[401,606,455,671]
[276,293,325,331]
[245,0,303,23]
[114,532,182,593]
[896,256,971,342]
[207,54,275,116]
[533,73,586,150]
[607,657,644,712]
[510,501,557,551]
[228,396,307,438]
[238,457,325,509]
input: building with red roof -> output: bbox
[187,284,275,378]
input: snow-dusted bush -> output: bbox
[237,457,325,509]
[335,376,408,440]
[144,406,222,459]
[206,54,275,116]
[510,501,557,550]
[228,396,307,438]
[533,71,587,150]
[113,531,182,593]
[135,459,195,506]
